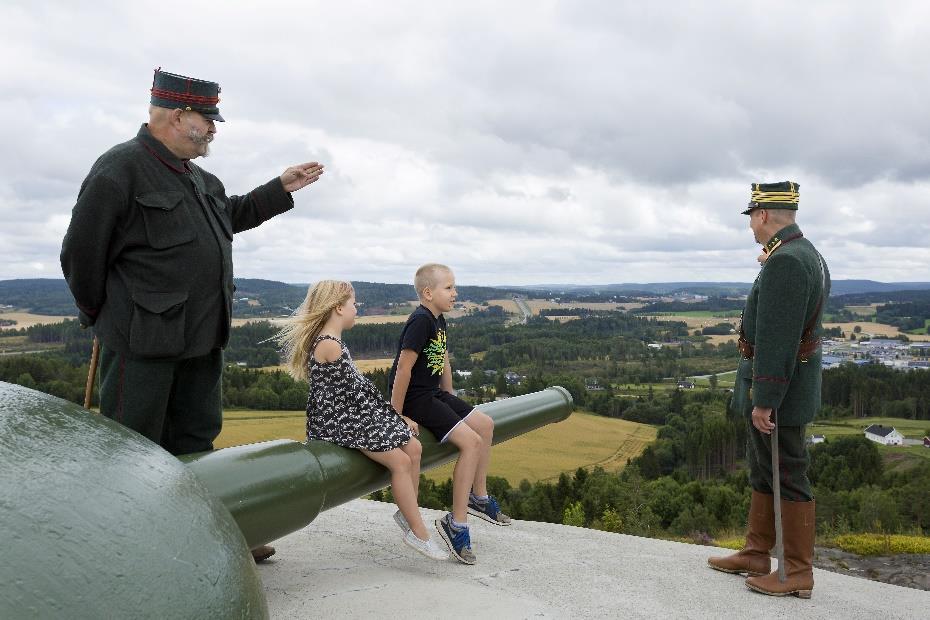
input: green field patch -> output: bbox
[691,370,737,388]
[809,416,930,439]
[808,417,930,471]
[844,305,878,317]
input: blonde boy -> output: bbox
[389,264,510,564]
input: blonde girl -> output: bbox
[277,280,447,560]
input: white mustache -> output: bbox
[189,129,214,145]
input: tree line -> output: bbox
[821,363,930,420]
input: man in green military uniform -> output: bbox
[61,69,324,562]
[707,182,830,598]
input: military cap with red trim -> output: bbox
[742,181,799,214]
[150,68,224,122]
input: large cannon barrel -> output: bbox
[179,386,573,549]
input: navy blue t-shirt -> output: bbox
[389,305,447,401]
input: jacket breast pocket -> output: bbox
[129,290,188,358]
[205,193,233,240]
[137,191,197,249]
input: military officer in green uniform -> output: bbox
[61,69,324,562]
[707,182,830,598]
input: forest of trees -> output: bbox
[821,363,930,420]
[377,387,930,538]
[825,290,930,331]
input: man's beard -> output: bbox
[188,128,214,157]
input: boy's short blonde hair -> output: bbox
[414,263,453,297]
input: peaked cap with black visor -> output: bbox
[742,181,799,215]
[150,68,224,122]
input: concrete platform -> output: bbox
[259,499,928,619]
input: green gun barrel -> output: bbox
[179,387,573,548]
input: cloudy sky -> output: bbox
[2,1,929,287]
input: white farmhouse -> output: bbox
[863,424,904,446]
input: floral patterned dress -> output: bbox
[306,334,411,451]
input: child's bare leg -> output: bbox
[401,439,422,499]
[464,410,494,496]
[362,447,430,541]
[446,424,483,522]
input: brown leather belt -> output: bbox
[738,334,821,362]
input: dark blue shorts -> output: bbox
[403,391,475,443]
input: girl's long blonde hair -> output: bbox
[276,280,354,382]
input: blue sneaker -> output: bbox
[468,493,512,526]
[435,513,476,564]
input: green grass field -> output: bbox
[808,416,929,440]
[216,409,657,486]
[691,370,737,388]
[808,417,930,472]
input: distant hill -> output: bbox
[518,280,930,297]
[828,280,930,296]
[4,278,930,316]
[0,278,536,318]
[514,282,753,296]
[0,279,74,315]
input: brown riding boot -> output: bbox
[251,545,276,563]
[745,499,815,598]
[707,491,774,576]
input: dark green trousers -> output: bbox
[747,418,812,502]
[99,346,223,456]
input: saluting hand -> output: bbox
[280,162,324,192]
[751,406,775,434]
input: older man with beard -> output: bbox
[61,69,324,562]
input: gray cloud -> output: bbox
[1,0,929,286]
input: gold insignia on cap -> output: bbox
[750,182,799,204]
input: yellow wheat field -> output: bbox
[425,411,657,485]
[824,322,930,342]
[0,312,74,330]
[215,409,657,485]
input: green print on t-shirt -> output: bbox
[424,329,446,375]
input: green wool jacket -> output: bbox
[732,223,831,426]
[61,124,294,360]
